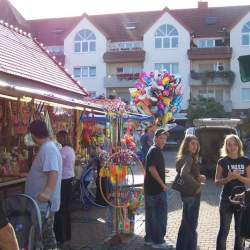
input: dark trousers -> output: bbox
[216,198,244,250]
[54,177,74,244]
[144,191,168,244]
[176,193,201,250]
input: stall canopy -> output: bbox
[0,20,94,109]
[80,113,154,124]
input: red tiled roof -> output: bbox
[0,22,88,96]
[103,50,145,63]
[28,16,81,46]
[0,0,30,31]
[172,5,250,37]
[27,5,250,45]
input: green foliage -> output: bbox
[187,97,229,121]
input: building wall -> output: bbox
[143,12,191,109]
[64,17,107,96]
[230,12,250,109]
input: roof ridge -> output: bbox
[171,4,250,11]
[0,19,32,38]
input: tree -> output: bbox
[187,97,229,121]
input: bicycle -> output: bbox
[73,158,107,208]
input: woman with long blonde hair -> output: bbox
[176,135,206,250]
[215,134,250,250]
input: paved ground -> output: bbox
[65,149,240,250]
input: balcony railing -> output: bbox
[103,50,146,63]
[116,73,140,81]
[190,70,235,85]
[188,46,232,60]
[104,73,140,88]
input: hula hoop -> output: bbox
[99,150,144,208]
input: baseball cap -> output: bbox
[154,128,169,137]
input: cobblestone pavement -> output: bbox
[66,149,239,250]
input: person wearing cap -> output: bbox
[0,201,19,250]
[144,128,173,249]
[25,120,62,249]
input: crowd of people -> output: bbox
[1,120,250,250]
[144,128,250,250]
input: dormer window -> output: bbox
[126,22,137,30]
[155,24,178,49]
[74,29,96,53]
[241,21,250,46]
[206,16,217,25]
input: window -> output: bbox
[198,88,223,102]
[74,29,96,52]
[73,66,96,78]
[241,21,250,46]
[155,63,179,74]
[116,66,142,74]
[197,39,215,48]
[242,88,250,101]
[126,22,137,30]
[155,24,178,49]
[118,42,141,50]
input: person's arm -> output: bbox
[0,223,19,250]
[37,171,58,203]
[236,165,250,185]
[148,166,167,192]
[214,164,236,186]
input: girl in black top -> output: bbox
[215,134,250,250]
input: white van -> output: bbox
[186,118,241,176]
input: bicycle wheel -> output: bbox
[80,166,107,208]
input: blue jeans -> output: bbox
[216,198,244,250]
[176,193,201,250]
[144,191,168,244]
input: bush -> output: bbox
[187,97,229,121]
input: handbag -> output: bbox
[172,172,200,196]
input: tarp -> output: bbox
[80,114,154,124]
[238,55,250,82]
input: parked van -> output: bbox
[186,118,241,176]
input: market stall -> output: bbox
[0,20,94,199]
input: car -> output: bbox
[185,118,241,176]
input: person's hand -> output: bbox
[228,170,240,181]
[199,175,206,184]
[37,191,51,203]
[162,184,167,192]
[227,171,237,182]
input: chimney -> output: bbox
[198,1,208,9]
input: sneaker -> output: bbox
[144,241,153,246]
[152,242,173,249]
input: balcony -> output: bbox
[190,70,235,86]
[104,73,140,88]
[188,47,232,60]
[103,50,145,63]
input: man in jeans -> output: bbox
[144,128,173,249]
[25,120,62,249]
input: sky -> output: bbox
[10,0,250,20]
